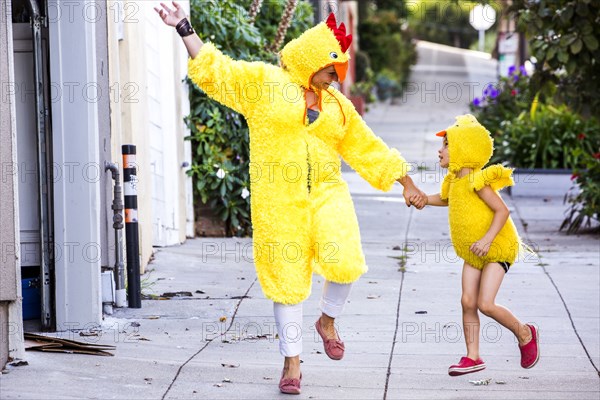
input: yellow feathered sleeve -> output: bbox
[471,164,514,192]
[339,106,411,192]
[187,42,271,117]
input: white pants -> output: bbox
[273,281,352,357]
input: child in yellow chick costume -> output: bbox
[156,2,426,394]
[424,114,540,377]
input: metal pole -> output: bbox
[122,145,141,308]
[479,29,485,52]
[104,162,126,307]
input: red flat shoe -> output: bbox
[315,317,345,360]
[520,324,540,369]
[279,370,302,395]
[448,357,486,376]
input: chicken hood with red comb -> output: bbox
[280,13,352,89]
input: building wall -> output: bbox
[107,0,154,271]
[107,1,193,271]
[0,0,25,366]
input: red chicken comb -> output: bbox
[326,13,352,53]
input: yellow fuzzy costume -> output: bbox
[439,115,521,270]
[188,15,410,304]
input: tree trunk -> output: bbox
[267,0,298,52]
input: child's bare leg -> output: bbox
[477,263,532,344]
[461,263,482,359]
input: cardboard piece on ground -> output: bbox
[24,333,116,356]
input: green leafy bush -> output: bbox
[407,0,494,49]
[358,9,416,98]
[490,104,600,169]
[510,0,600,115]
[562,150,600,234]
[186,0,313,236]
[350,51,377,103]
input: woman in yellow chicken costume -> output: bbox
[156,2,425,394]
[425,114,539,378]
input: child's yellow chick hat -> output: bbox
[280,13,352,89]
[436,114,494,173]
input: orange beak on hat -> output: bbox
[436,130,447,137]
[334,61,348,83]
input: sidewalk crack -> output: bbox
[161,278,258,399]
[512,201,600,378]
[383,208,413,399]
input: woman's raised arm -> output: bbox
[154,1,203,58]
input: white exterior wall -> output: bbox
[107,1,193,269]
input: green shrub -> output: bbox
[562,150,600,234]
[358,9,416,97]
[407,0,494,49]
[510,0,600,115]
[490,104,600,169]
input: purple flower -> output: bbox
[473,97,481,107]
[489,88,499,99]
[519,66,527,76]
[483,83,494,97]
[508,65,516,75]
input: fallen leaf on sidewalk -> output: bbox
[195,290,206,294]
[79,330,100,337]
[219,316,227,322]
[469,378,491,386]
[214,383,223,388]
[367,295,380,299]
[161,291,193,298]
[243,334,271,341]
[144,378,152,384]
[415,311,428,314]
[8,360,28,367]
[495,381,506,384]
[221,363,239,368]
[146,316,161,320]
[222,378,231,383]
[392,245,402,250]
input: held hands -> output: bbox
[403,187,427,209]
[154,1,186,27]
[470,238,492,257]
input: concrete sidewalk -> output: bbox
[1,44,599,399]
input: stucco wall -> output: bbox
[0,0,24,366]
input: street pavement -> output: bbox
[1,41,599,400]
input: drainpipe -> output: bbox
[104,162,126,308]
[25,0,52,330]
